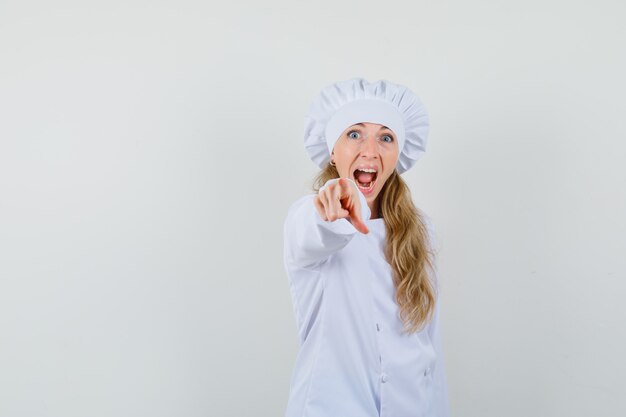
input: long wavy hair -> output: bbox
[313,163,437,334]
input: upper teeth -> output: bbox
[357,168,377,173]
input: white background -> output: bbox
[1,1,625,416]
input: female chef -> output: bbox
[283,78,450,417]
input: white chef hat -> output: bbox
[303,78,429,174]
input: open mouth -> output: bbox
[353,168,378,191]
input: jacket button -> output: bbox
[381,373,388,383]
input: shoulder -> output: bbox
[420,210,434,231]
[284,193,317,226]
[418,209,438,250]
[417,210,442,293]
[287,193,316,214]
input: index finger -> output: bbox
[349,206,369,234]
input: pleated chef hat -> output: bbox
[303,78,429,174]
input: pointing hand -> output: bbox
[313,178,369,234]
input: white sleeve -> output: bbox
[428,292,451,416]
[425,217,451,417]
[283,178,371,270]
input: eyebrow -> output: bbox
[353,122,392,131]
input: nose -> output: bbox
[359,135,379,158]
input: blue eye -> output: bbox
[381,134,394,143]
[348,130,360,139]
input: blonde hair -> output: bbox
[313,164,437,334]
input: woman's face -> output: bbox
[332,122,399,210]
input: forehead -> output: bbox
[348,122,393,132]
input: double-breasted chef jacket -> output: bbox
[283,178,450,417]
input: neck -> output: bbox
[368,199,380,219]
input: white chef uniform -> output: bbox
[283,178,450,417]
